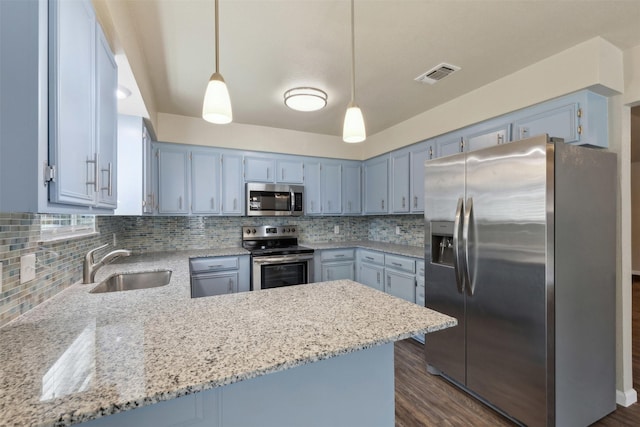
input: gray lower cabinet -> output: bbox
[385,269,415,303]
[357,249,385,291]
[317,249,355,282]
[189,255,250,298]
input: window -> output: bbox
[40,214,96,241]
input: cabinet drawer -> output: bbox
[189,256,239,274]
[359,249,384,265]
[320,249,355,261]
[385,254,415,273]
[416,260,425,277]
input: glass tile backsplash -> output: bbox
[0,213,423,327]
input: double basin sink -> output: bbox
[90,270,172,293]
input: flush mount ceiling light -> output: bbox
[116,85,131,100]
[284,87,328,112]
[342,0,366,143]
[202,0,232,124]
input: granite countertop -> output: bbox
[0,248,455,427]
[304,240,423,259]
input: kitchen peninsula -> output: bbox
[0,251,456,427]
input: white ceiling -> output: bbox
[115,0,640,138]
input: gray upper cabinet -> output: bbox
[221,153,243,215]
[342,162,362,215]
[244,156,276,182]
[95,24,118,209]
[437,132,464,158]
[304,161,322,215]
[465,122,511,152]
[321,162,342,214]
[364,156,389,214]
[191,150,220,214]
[276,159,304,184]
[48,0,97,207]
[409,142,433,213]
[156,145,189,215]
[390,150,410,214]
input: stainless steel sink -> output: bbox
[90,270,172,293]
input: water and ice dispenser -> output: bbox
[430,221,454,266]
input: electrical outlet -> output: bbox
[113,233,117,246]
[20,254,36,284]
[334,225,340,234]
[395,226,401,235]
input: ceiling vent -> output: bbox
[415,63,461,84]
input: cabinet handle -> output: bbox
[282,168,285,181]
[211,197,215,210]
[377,271,380,283]
[267,167,270,180]
[208,264,223,269]
[100,162,113,196]
[86,154,98,192]
[228,278,234,292]
[233,198,237,210]
[387,276,391,287]
[365,256,374,261]
[391,262,402,267]
[179,196,183,210]
[334,254,345,258]
[402,196,406,208]
[348,201,352,212]
[311,200,314,212]
[414,196,418,209]
[497,133,504,145]
[381,199,385,210]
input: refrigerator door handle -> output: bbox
[463,197,475,296]
[452,197,465,294]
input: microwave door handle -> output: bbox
[291,190,295,213]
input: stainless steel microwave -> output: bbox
[246,183,304,216]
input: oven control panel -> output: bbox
[242,225,298,239]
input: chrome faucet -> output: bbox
[83,243,132,284]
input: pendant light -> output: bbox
[342,0,366,143]
[202,0,232,124]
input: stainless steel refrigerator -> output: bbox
[424,134,616,427]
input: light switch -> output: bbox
[395,226,401,235]
[334,225,340,234]
[20,254,36,284]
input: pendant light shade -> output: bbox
[343,102,366,143]
[343,0,365,143]
[203,72,232,124]
[202,0,232,124]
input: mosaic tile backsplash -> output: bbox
[0,213,423,327]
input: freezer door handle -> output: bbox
[452,197,464,294]
[463,197,475,296]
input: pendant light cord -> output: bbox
[215,0,220,74]
[350,0,356,103]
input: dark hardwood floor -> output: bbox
[394,279,640,426]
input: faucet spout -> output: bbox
[83,244,132,284]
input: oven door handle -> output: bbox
[253,254,314,265]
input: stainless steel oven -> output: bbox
[251,253,314,290]
[242,225,314,290]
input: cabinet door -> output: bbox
[342,163,362,215]
[410,143,432,213]
[142,125,154,214]
[157,146,189,214]
[321,162,342,214]
[276,159,304,184]
[437,135,463,158]
[304,161,321,215]
[221,154,243,215]
[385,270,416,303]
[191,150,220,214]
[514,102,579,143]
[358,263,384,292]
[322,261,355,281]
[244,156,275,182]
[390,151,410,213]
[466,124,510,152]
[191,272,238,298]
[364,156,388,214]
[48,0,96,206]
[95,24,117,208]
